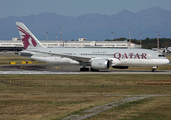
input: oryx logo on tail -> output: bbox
[17,25,37,49]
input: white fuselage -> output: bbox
[20,47,170,67]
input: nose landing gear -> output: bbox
[152,66,158,72]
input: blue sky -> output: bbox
[0,0,171,18]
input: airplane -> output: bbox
[15,22,170,72]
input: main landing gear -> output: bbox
[80,67,99,72]
[152,66,158,72]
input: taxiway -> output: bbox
[0,64,171,74]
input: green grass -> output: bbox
[0,74,171,120]
[87,97,171,120]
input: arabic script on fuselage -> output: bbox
[93,51,106,54]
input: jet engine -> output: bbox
[91,59,111,70]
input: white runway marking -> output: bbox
[0,71,79,74]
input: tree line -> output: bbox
[105,38,171,49]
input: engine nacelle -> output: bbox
[91,59,111,70]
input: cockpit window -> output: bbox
[158,55,165,57]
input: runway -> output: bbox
[0,64,171,74]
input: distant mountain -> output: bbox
[0,6,171,40]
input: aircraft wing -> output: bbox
[18,50,35,56]
[27,50,92,63]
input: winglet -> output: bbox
[16,22,45,50]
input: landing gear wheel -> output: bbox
[80,68,89,71]
[152,68,156,72]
